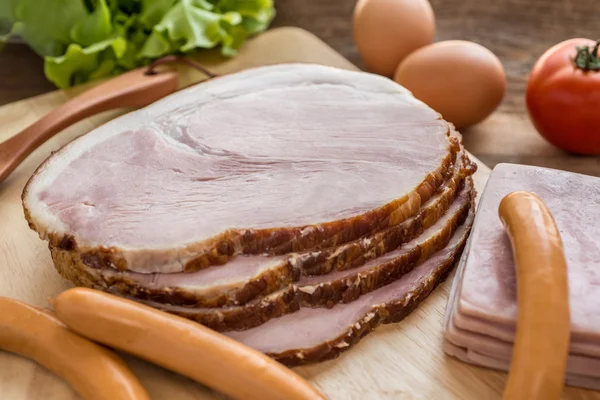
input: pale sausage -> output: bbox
[0,297,149,400]
[52,287,325,400]
[498,191,570,400]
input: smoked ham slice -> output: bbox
[442,163,600,390]
[22,63,458,274]
[48,151,475,309]
[129,179,474,332]
[22,62,480,365]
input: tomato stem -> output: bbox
[573,40,600,71]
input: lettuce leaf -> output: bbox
[0,0,18,22]
[138,0,273,59]
[13,0,88,56]
[139,0,176,29]
[4,0,275,88]
[44,37,127,88]
[139,0,226,59]
[70,0,113,46]
[213,0,274,34]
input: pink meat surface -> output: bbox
[444,239,600,379]
[458,163,600,339]
[442,163,600,391]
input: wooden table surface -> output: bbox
[1,0,599,175]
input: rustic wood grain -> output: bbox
[1,0,599,176]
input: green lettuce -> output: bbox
[45,37,127,88]
[139,0,176,29]
[70,0,113,47]
[2,0,275,88]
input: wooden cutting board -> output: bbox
[0,27,594,400]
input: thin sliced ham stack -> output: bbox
[443,163,600,391]
[23,63,477,364]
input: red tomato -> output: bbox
[526,38,600,155]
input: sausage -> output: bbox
[498,191,570,400]
[0,297,149,400]
[52,287,325,400]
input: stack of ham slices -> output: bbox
[443,163,600,390]
[23,63,477,364]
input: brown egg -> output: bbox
[353,0,436,77]
[393,40,506,129]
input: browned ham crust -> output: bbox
[225,205,475,365]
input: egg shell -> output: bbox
[353,0,436,77]
[393,40,506,129]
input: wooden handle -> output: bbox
[0,66,178,183]
[499,191,570,400]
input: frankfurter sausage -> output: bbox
[498,191,570,400]
[0,297,149,400]
[52,288,325,400]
